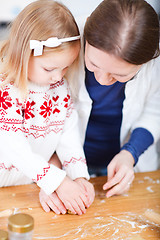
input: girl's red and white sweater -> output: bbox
[0,78,89,195]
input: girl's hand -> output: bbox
[56,176,90,215]
[74,178,95,207]
[103,150,135,197]
[39,189,66,214]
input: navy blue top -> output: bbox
[84,68,153,168]
[121,127,153,165]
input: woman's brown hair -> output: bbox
[84,0,160,65]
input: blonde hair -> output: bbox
[0,0,80,97]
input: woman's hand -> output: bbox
[74,178,95,207]
[56,176,90,215]
[103,150,135,197]
[39,189,66,214]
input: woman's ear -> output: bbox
[86,17,90,22]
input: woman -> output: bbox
[75,0,160,198]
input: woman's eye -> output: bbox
[91,63,97,69]
[63,67,69,71]
[113,75,126,80]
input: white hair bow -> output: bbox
[30,36,80,56]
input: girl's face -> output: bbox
[28,44,80,86]
[85,41,142,86]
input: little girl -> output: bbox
[0,0,95,215]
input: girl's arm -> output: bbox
[0,130,66,194]
[55,92,95,212]
[0,83,66,194]
[56,89,90,181]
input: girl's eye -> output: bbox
[44,68,53,72]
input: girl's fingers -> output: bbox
[50,194,66,214]
[40,199,51,213]
[40,195,61,214]
[46,198,61,214]
[85,183,95,206]
[64,197,86,215]
[80,192,90,208]
[70,199,85,215]
[39,191,66,214]
[77,197,87,214]
[63,201,77,215]
[74,179,95,207]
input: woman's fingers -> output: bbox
[103,150,135,198]
[105,173,135,197]
[103,170,123,190]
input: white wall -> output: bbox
[0,0,159,22]
[145,0,160,15]
[58,0,102,18]
[0,0,34,21]
[0,0,102,22]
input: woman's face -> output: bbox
[85,42,142,85]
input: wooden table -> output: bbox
[0,171,160,240]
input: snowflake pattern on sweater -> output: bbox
[0,80,72,137]
[0,77,89,194]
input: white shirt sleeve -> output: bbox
[0,131,66,195]
[131,57,160,142]
[56,92,90,180]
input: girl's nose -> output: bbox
[51,70,63,83]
